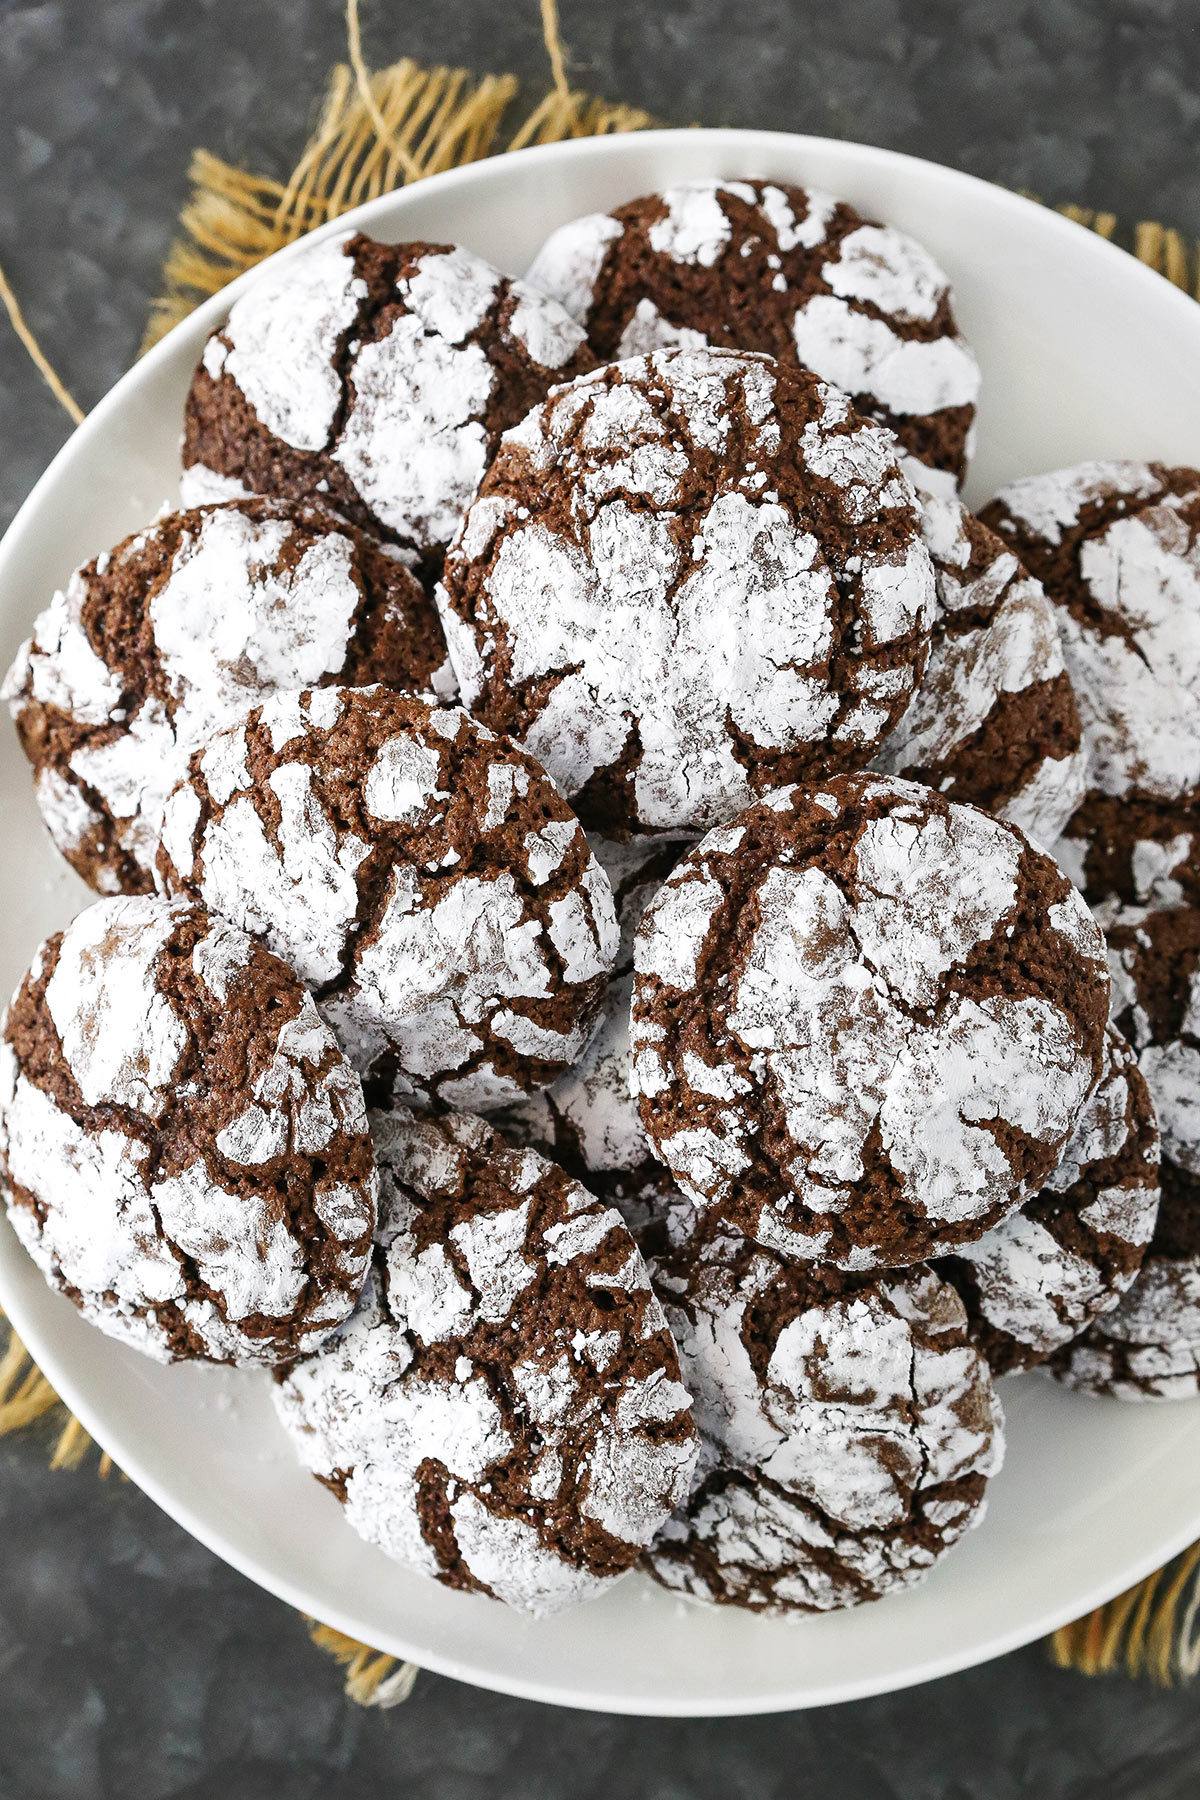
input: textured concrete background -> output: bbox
[3,0,1200,1793]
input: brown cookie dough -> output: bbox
[643,1234,1001,1613]
[156,685,618,1111]
[526,178,980,491]
[437,348,936,837]
[275,1105,698,1616]
[935,1024,1160,1375]
[182,233,596,570]
[0,895,377,1365]
[2,498,451,897]
[873,492,1086,846]
[630,772,1110,1269]
[982,462,1200,910]
[1050,906,1200,1398]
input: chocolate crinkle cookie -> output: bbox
[643,1232,1002,1613]
[982,461,1200,912]
[525,178,980,494]
[181,233,595,569]
[1,498,452,897]
[0,895,377,1365]
[156,685,618,1111]
[1050,906,1200,1398]
[631,772,1110,1270]
[436,347,937,837]
[935,1024,1160,1375]
[275,1105,698,1617]
[872,492,1086,846]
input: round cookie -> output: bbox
[644,1234,1002,1613]
[182,233,595,569]
[526,178,980,493]
[981,462,1200,909]
[872,491,1086,846]
[0,895,377,1365]
[156,685,619,1110]
[630,772,1111,1269]
[1049,904,1200,1398]
[1,498,452,897]
[934,1024,1160,1375]
[437,348,937,837]
[275,1104,698,1617]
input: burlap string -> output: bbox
[2,0,1200,1706]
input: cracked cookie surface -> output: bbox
[1051,906,1200,1398]
[437,347,937,837]
[935,1024,1160,1375]
[983,461,1200,912]
[275,1104,698,1616]
[0,894,377,1365]
[643,1231,1001,1613]
[2,498,452,897]
[156,685,618,1110]
[873,491,1085,845]
[525,178,980,493]
[182,233,595,569]
[631,771,1110,1269]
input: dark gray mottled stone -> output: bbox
[4,1,1200,1792]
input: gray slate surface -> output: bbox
[3,1,1200,1793]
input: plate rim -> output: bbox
[3,124,1200,1717]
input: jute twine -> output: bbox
[3,0,1200,1705]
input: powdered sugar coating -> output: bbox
[2,498,452,895]
[184,234,594,562]
[214,232,368,451]
[438,349,936,836]
[0,896,377,1365]
[984,462,1200,805]
[1050,1257,1200,1400]
[1045,906,1200,1399]
[644,1238,1001,1613]
[631,773,1110,1269]
[275,1106,697,1616]
[873,492,1086,844]
[936,1025,1160,1373]
[525,178,979,489]
[157,686,618,1109]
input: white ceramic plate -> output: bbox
[3,129,1200,1718]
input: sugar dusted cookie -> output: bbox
[275,1105,698,1616]
[983,461,1200,910]
[526,178,980,492]
[0,896,377,1365]
[644,1233,1001,1613]
[182,233,595,567]
[437,348,937,836]
[630,772,1110,1269]
[1051,906,1200,1398]
[935,1025,1160,1374]
[157,686,618,1110]
[2,499,452,897]
[873,492,1086,846]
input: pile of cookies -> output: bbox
[1,177,1193,1621]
